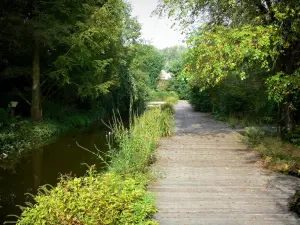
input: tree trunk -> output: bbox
[283,101,294,132]
[31,35,43,121]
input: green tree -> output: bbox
[51,0,127,99]
[132,44,165,89]
[157,0,300,131]
[0,0,144,121]
[0,0,89,120]
[161,46,189,99]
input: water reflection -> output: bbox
[32,148,43,190]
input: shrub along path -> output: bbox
[150,100,300,225]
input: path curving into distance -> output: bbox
[150,100,300,225]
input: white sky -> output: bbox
[128,0,185,49]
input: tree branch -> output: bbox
[13,87,31,106]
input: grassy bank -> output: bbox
[12,107,174,224]
[149,91,179,104]
[0,111,100,170]
[252,137,300,175]
[244,127,300,176]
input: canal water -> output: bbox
[0,124,110,223]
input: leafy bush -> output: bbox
[169,78,190,100]
[149,91,178,102]
[247,137,300,175]
[0,108,9,128]
[285,127,300,148]
[161,103,175,115]
[245,126,265,145]
[110,107,174,175]
[189,88,212,112]
[188,75,277,126]
[165,96,178,105]
[290,190,300,216]
[15,169,158,225]
[157,79,171,92]
[228,116,239,128]
[66,114,91,127]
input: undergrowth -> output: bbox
[149,91,179,104]
[253,137,300,175]
[110,107,174,175]
[12,107,174,224]
[244,127,300,176]
[161,103,175,115]
[213,114,260,128]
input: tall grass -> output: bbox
[244,128,300,176]
[252,137,300,175]
[110,107,174,175]
[149,91,179,103]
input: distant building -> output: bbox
[159,70,172,80]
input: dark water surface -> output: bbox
[0,124,109,223]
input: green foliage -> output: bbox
[65,114,91,127]
[169,78,190,100]
[161,103,175,115]
[227,116,239,128]
[131,44,165,89]
[290,190,300,216]
[285,127,300,149]
[149,91,178,102]
[213,114,229,122]
[43,102,68,121]
[0,112,97,169]
[216,78,275,118]
[189,88,212,112]
[0,121,57,152]
[185,25,282,88]
[245,126,265,145]
[15,169,158,225]
[267,70,300,103]
[250,137,300,175]
[0,108,9,128]
[157,79,171,92]
[126,43,161,112]
[188,74,277,126]
[161,46,189,99]
[165,97,178,105]
[110,107,174,175]
[51,0,127,99]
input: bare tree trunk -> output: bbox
[283,101,294,132]
[31,34,43,121]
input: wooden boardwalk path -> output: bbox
[150,101,300,225]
